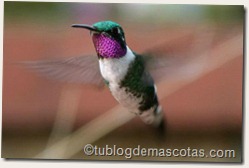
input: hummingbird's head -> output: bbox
[72,21,127,59]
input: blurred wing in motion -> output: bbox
[21,26,242,88]
[21,55,104,87]
[142,27,217,83]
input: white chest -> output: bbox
[98,47,142,112]
[99,47,135,84]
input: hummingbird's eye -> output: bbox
[111,27,120,35]
[110,27,125,43]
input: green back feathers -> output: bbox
[119,54,158,111]
[93,21,121,31]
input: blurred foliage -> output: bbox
[4,2,244,25]
[4,2,71,24]
[204,5,244,23]
[116,4,244,25]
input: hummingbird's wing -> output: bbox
[21,55,104,87]
[142,28,216,83]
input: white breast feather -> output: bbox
[99,47,134,83]
[99,47,160,125]
[99,47,141,112]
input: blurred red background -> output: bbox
[2,2,244,161]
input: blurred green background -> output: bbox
[4,2,244,24]
[3,2,244,162]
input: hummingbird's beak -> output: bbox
[71,24,99,32]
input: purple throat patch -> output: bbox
[92,33,126,58]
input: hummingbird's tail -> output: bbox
[152,105,164,127]
[139,105,166,135]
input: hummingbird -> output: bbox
[23,20,165,129]
[71,21,165,128]
[20,20,224,136]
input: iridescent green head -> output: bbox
[93,21,121,32]
[72,21,127,59]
